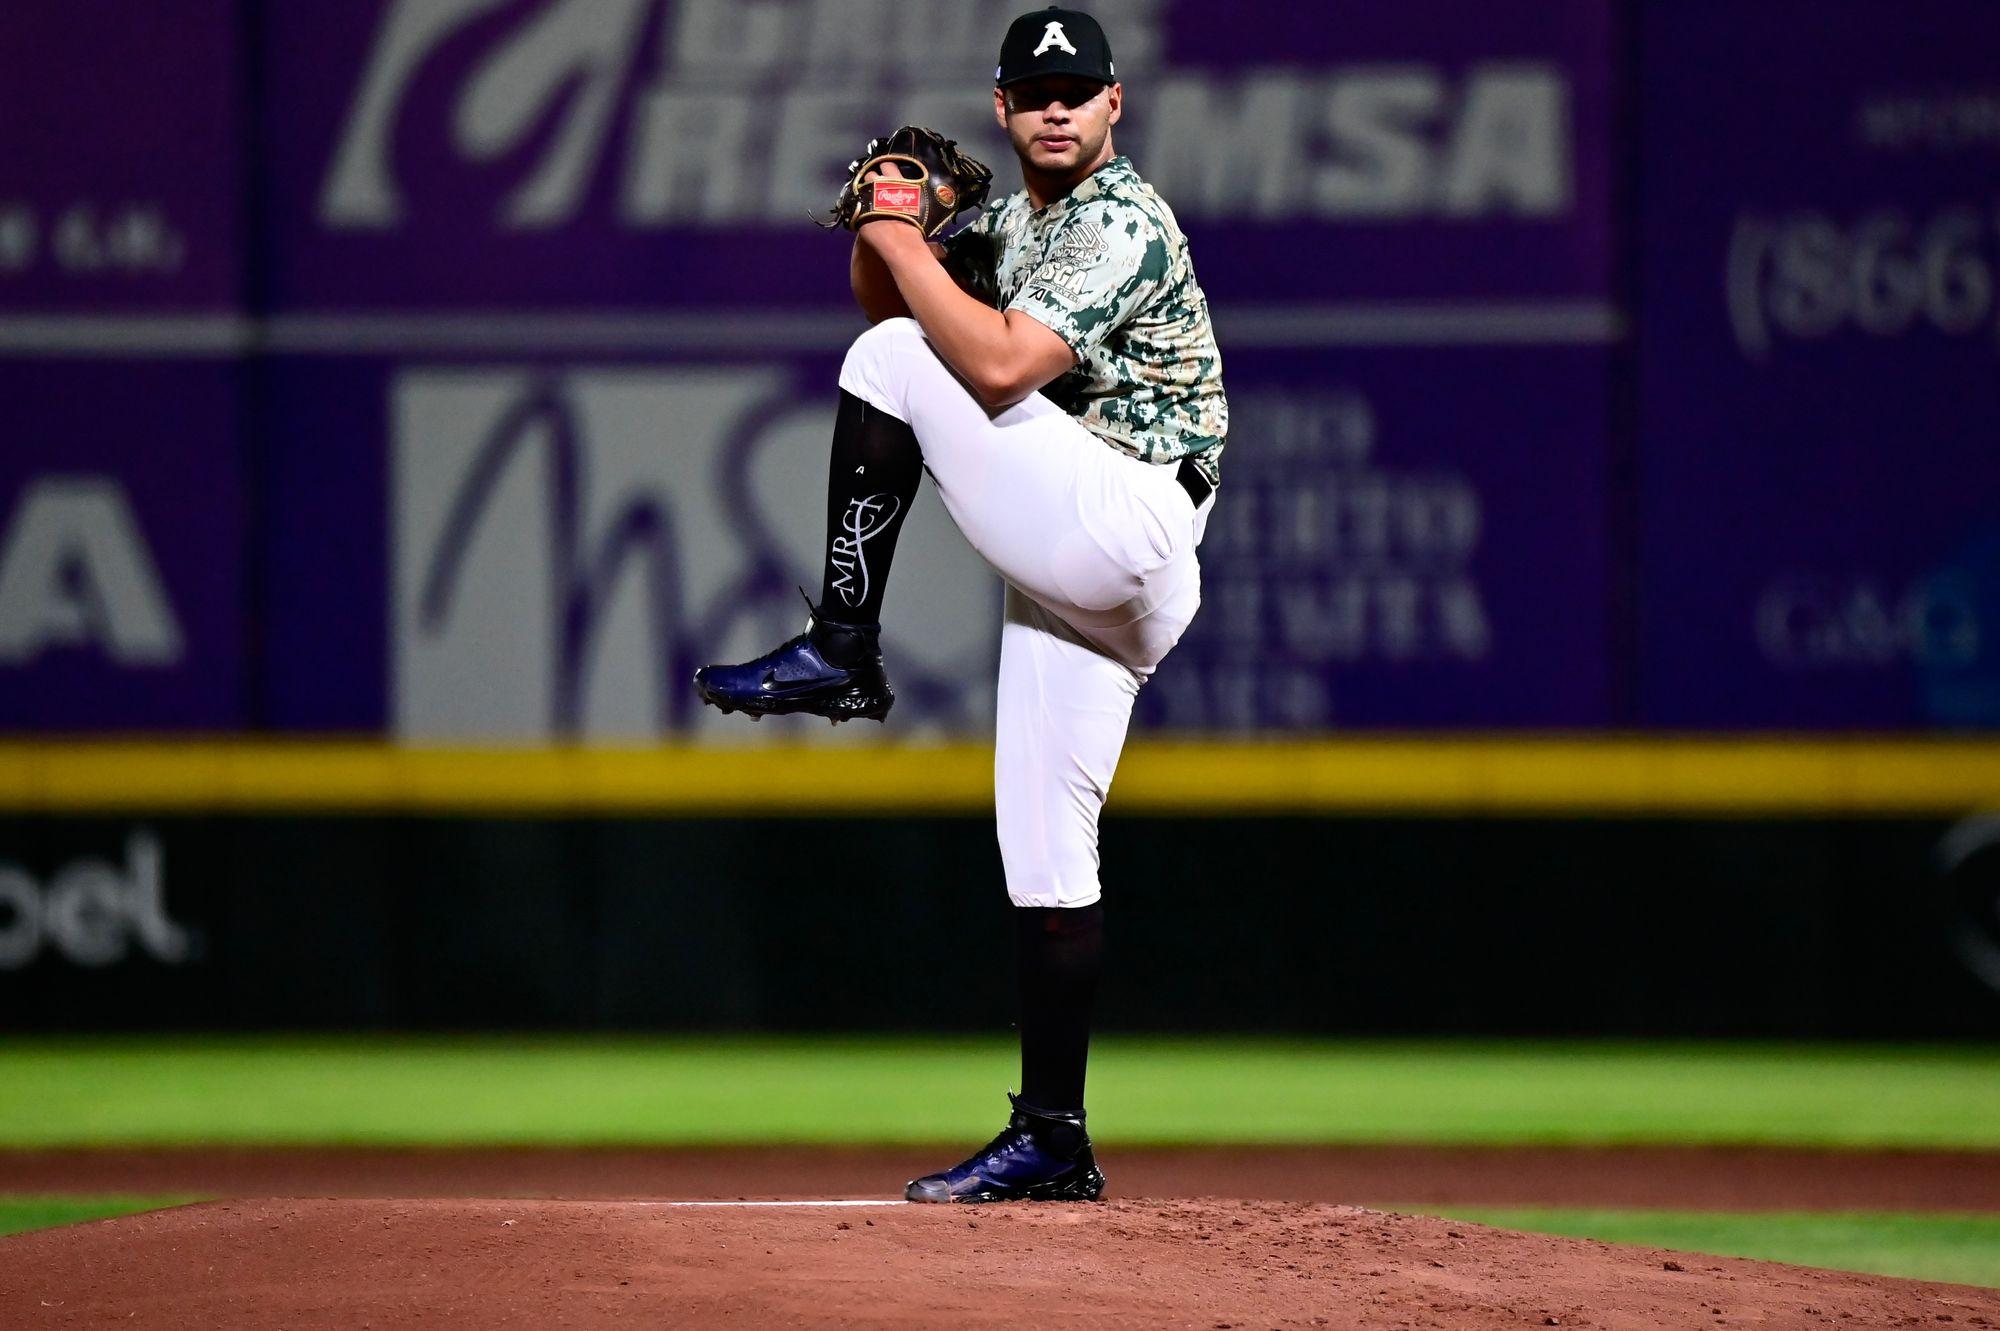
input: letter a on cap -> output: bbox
[1033,21,1077,56]
[995,8,1115,88]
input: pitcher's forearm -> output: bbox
[850,239,911,323]
[863,222,1071,406]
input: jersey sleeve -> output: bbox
[1007,199,1170,359]
[938,205,1001,308]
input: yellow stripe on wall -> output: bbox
[0,738,1996,815]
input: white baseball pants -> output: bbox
[838,317,1210,909]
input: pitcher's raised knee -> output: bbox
[839,317,933,414]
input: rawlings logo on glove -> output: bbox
[820,126,993,241]
[871,181,923,217]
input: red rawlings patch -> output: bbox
[873,182,922,216]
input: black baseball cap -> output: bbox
[995,7,1116,88]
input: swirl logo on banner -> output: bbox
[391,367,998,740]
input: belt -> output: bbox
[1175,457,1214,508]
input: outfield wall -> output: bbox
[2,809,1995,1035]
[3,3,1999,1033]
[2,739,1997,1035]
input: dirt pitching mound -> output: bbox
[5,1198,1996,1330]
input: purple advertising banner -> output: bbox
[261,347,1015,740]
[245,0,1618,738]
[0,3,249,731]
[1637,0,2000,728]
[0,1,245,312]
[259,0,1612,311]
[0,363,247,730]
[257,341,1611,739]
[1141,347,1613,731]
[4,0,1619,738]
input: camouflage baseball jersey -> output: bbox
[942,155,1227,487]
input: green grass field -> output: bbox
[1426,1209,2000,1289]
[2,1037,1996,1286]
[2,1036,1995,1147]
[0,1198,197,1239]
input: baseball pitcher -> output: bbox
[696,5,1227,1203]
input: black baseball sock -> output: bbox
[816,390,921,649]
[1015,901,1105,1115]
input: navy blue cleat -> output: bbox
[693,604,894,724]
[905,1094,1106,1203]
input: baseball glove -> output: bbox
[820,126,993,240]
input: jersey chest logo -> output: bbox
[1052,220,1107,263]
